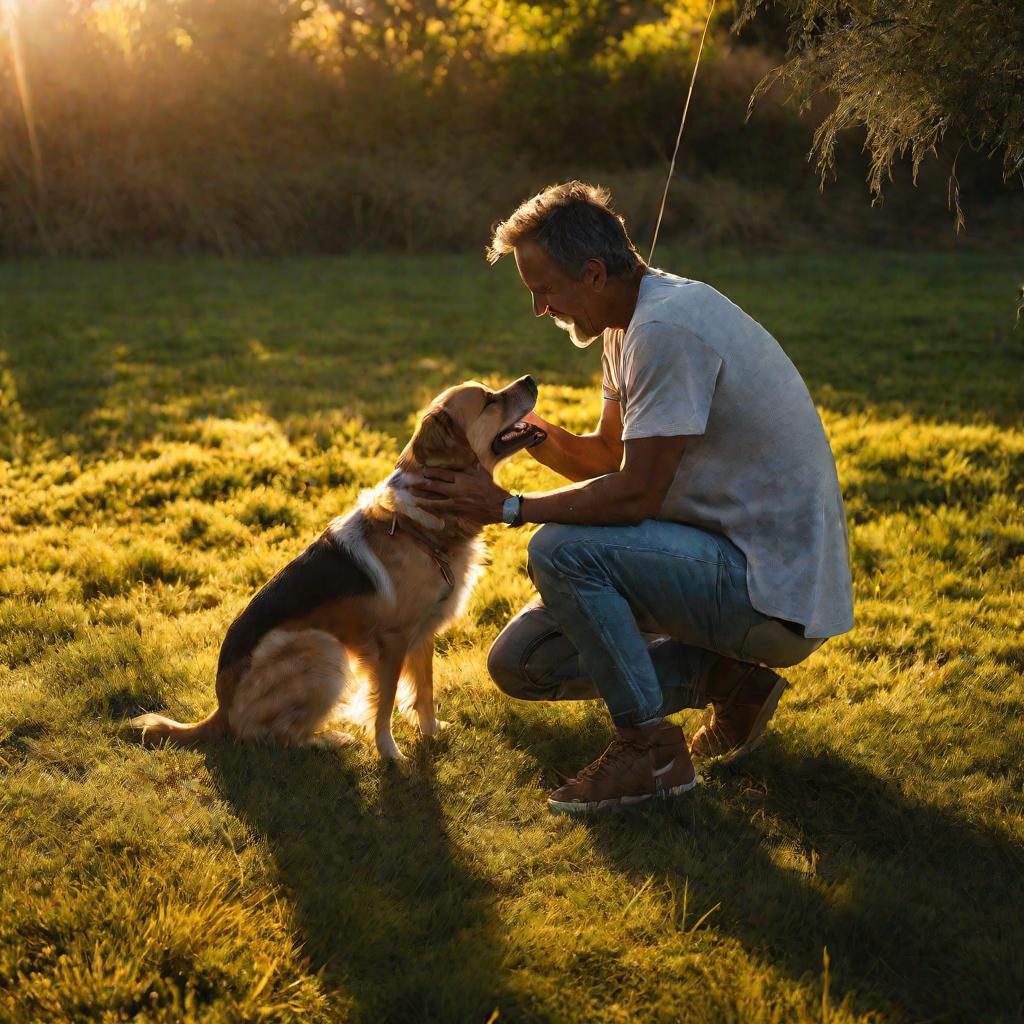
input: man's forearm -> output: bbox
[521,472,655,526]
[529,421,621,482]
[412,435,684,528]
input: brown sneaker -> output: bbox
[548,722,698,814]
[689,658,787,763]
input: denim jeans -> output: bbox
[488,521,823,727]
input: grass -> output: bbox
[1,247,1022,1023]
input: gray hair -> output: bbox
[487,181,643,280]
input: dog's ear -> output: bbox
[411,408,478,469]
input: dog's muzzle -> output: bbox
[491,375,546,456]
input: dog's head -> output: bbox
[403,375,546,475]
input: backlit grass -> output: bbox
[1,249,1022,1023]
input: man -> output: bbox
[416,181,853,814]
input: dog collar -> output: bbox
[389,513,455,589]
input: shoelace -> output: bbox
[574,738,646,782]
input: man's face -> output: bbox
[513,239,604,348]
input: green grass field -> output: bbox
[1,249,1022,1023]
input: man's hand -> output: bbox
[412,464,510,525]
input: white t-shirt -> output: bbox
[601,269,854,638]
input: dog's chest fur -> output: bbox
[361,518,484,644]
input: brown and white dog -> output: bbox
[130,375,545,760]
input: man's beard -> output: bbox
[552,315,602,349]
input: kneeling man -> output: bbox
[417,181,854,813]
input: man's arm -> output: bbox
[521,434,685,525]
[524,399,624,482]
[415,433,687,527]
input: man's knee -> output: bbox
[486,630,533,699]
[487,598,584,701]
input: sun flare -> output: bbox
[4,0,43,198]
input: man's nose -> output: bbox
[532,293,549,317]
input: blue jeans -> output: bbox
[488,522,823,727]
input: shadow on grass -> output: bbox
[205,741,513,1024]
[580,744,1024,1022]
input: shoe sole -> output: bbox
[715,676,788,765]
[547,775,700,815]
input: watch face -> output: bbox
[503,496,521,525]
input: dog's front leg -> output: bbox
[405,637,443,737]
[371,644,407,761]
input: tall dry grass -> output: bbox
[2,0,1017,257]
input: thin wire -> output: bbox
[648,0,717,265]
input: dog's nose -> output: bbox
[517,375,538,398]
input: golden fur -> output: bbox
[131,377,540,760]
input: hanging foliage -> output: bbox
[738,0,1024,224]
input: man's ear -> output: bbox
[584,258,607,292]
[411,409,478,469]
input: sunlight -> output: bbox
[4,0,44,200]
[90,0,146,58]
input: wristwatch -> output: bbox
[501,494,524,527]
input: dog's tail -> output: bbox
[129,707,228,747]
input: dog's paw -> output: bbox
[419,717,451,738]
[375,736,408,762]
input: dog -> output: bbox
[130,375,546,760]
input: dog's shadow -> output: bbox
[579,743,1024,1021]
[205,739,512,1023]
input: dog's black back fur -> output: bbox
[217,532,375,673]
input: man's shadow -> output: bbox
[578,740,1024,1021]
[205,739,514,1023]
